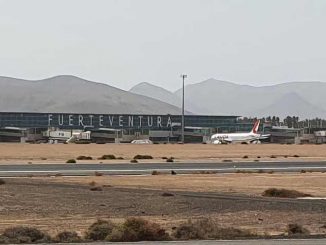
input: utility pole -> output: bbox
[180,74,187,143]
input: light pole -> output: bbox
[180,74,187,143]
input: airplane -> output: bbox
[211,120,270,144]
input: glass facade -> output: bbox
[0,112,238,131]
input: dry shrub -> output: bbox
[54,231,82,243]
[2,226,51,243]
[130,159,138,163]
[89,181,96,186]
[286,223,310,235]
[262,188,312,198]
[95,171,103,176]
[293,155,300,158]
[270,155,277,158]
[66,159,76,163]
[90,186,103,191]
[151,170,160,175]
[171,170,177,175]
[86,220,115,241]
[166,157,174,162]
[173,219,254,240]
[300,170,306,173]
[134,155,153,160]
[0,179,5,185]
[76,155,93,160]
[161,192,174,197]
[98,155,116,160]
[106,217,170,242]
[222,159,233,162]
[243,155,248,159]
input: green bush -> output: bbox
[134,155,153,160]
[2,226,51,243]
[66,159,76,163]
[54,231,82,243]
[262,188,312,198]
[106,217,170,242]
[86,219,115,241]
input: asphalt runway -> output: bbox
[0,161,326,176]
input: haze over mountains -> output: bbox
[0,75,325,119]
[131,78,326,119]
[0,75,181,114]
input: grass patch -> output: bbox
[66,159,76,163]
[262,188,312,198]
[134,155,153,160]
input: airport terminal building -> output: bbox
[0,112,250,143]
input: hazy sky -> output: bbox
[0,0,325,91]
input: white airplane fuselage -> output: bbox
[211,132,262,144]
[210,120,270,144]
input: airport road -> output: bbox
[56,239,326,245]
[0,161,326,177]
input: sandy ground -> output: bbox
[1,143,326,164]
[51,172,326,197]
[0,174,325,236]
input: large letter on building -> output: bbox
[119,116,124,127]
[166,116,172,128]
[157,116,162,128]
[48,114,53,126]
[128,116,134,127]
[78,115,84,126]
[69,115,74,126]
[99,115,104,127]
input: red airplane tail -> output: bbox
[250,120,260,134]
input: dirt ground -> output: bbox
[51,173,326,197]
[1,143,326,164]
[0,174,325,236]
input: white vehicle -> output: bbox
[211,120,270,144]
[131,139,153,144]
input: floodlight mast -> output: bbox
[180,74,187,143]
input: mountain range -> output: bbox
[130,78,326,119]
[0,75,325,119]
[0,75,181,114]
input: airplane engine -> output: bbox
[213,140,222,144]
